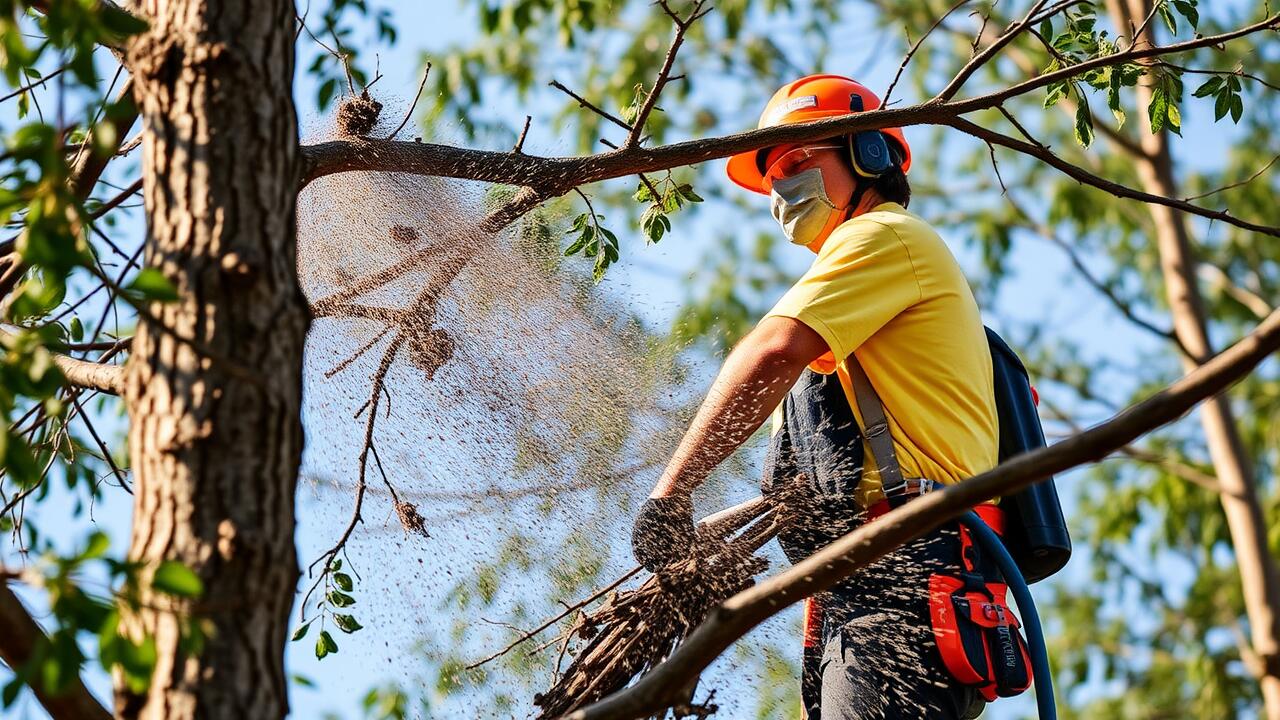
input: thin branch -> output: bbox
[983,138,1008,194]
[1199,263,1274,320]
[947,116,1280,245]
[1002,192,1183,351]
[89,177,144,219]
[513,115,533,154]
[0,329,125,395]
[884,0,973,105]
[0,65,69,103]
[550,80,634,132]
[569,305,1280,720]
[70,392,131,493]
[623,0,708,148]
[1183,154,1280,202]
[386,63,431,141]
[0,78,139,303]
[935,0,1053,102]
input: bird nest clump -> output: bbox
[336,91,384,138]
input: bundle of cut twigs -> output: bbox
[532,494,790,718]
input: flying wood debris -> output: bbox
[532,497,788,718]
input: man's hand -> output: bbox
[631,494,696,572]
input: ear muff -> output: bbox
[844,93,896,178]
[848,131,894,178]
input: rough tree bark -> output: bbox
[120,1,307,718]
[1112,1,1280,716]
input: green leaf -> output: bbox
[333,572,353,592]
[1107,72,1125,128]
[1156,3,1177,34]
[126,268,180,302]
[676,183,704,203]
[318,77,339,110]
[1192,76,1223,98]
[291,622,312,642]
[1164,100,1181,136]
[1214,89,1231,121]
[2,678,21,707]
[1230,94,1243,124]
[315,630,338,659]
[326,590,356,607]
[84,531,110,559]
[1074,100,1095,148]
[1148,86,1168,134]
[1044,82,1069,108]
[100,6,150,38]
[333,613,364,634]
[152,560,204,598]
[1172,0,1198,30]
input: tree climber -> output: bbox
[631,75,1026,719]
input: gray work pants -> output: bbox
[806,528,986,720]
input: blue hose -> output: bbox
[958,510,1057,720]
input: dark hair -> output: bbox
[870,165,911,207]
[863,140,911,207]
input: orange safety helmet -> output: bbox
[726,74,912,195]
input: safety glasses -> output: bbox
[761,144,843,192]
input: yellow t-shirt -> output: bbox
[765,202,998,508]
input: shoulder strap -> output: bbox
[845,354,904,490]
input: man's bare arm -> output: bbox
[650,316,829,498]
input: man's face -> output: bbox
[760,142,857,210]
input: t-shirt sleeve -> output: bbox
[764,219,922,364]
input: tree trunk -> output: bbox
[120,1,306,718]
[1114,2,1280,716]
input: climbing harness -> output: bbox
[765,327,1067,718]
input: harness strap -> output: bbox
[845,353,905,498]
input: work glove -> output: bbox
[631,494,696,573]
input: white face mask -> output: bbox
[769,168,840,246]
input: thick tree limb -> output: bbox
[0,581,113,720]
[299,13,1279,237]
[567,306,1280,720]
[52,351,125,395]
[0,329,125,395]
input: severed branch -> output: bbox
[0,581,112,720]
[567,306,1280,720]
